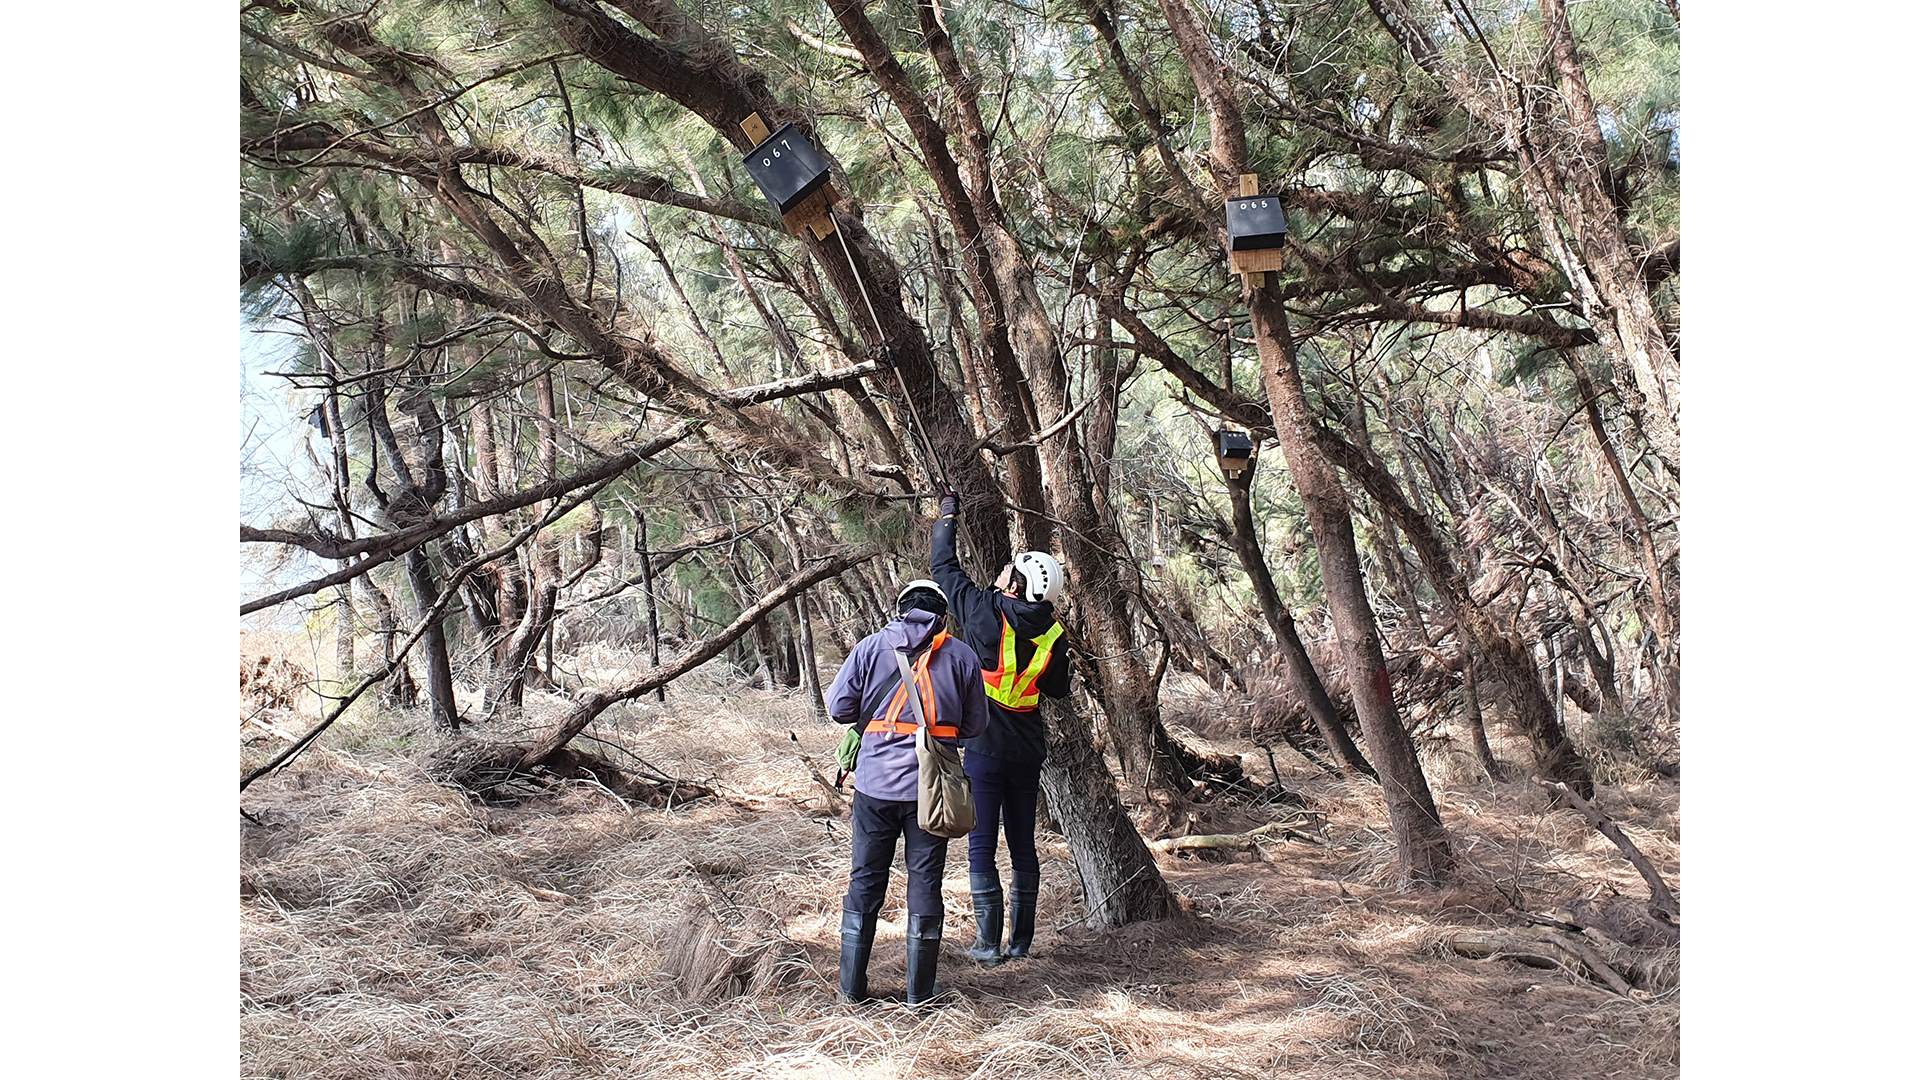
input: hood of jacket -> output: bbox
[879,608,943,654]
[998,595,1057,636]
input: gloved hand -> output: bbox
[937,487,959,518]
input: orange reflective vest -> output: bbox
[982,617,1063,712]
[864,631,959,738]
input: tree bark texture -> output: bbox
[1224,468,1374,778]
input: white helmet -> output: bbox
[896,578,949,612]
[1009,552,1064,603]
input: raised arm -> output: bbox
[930,494,997,630]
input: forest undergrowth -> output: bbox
[240,639,1679,1080]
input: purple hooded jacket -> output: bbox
[825,608,989,802]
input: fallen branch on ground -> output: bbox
[788,731,846,815]
[427,740,713,807]
[1148,816,1326,856]
[1537,778,1679,924]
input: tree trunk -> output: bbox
[493,581,557,709]
[358,574,417,707]
[1155,0,1453,883]
[404,545,460,732]
[778,511,829,720]
[1315,425,1598,800]
[523,371,564,692]
[637,513,666,703]
[1224,469,1374,777]
[1462,656,1502,782]
[1248,287,1454,882]
[824,0,1189,799]
[1038,698,1179,929]
[793,591,827,719]
[1569,352,1677,722]
[1538,0,1680,444]
[333,586,355,680]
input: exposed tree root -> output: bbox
[1440,927,1655,997]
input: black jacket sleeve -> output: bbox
[931,513,995,637]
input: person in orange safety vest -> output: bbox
[826,578,989,1005]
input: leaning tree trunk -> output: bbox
[1224,468,1374,777]
[1156,0,1453,885]
[404,545,460,732]
[539,0,1178,924]
[1315,427,1597,800]
[1538,0,1680,446]
[827,0,1189,800]
[1569,352,1677,722]
[1248,288,1454,882]
[1038,698,1179,929]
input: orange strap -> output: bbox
[864,632,958,738]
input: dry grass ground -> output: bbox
[240,657,1679,1080]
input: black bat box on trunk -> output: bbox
[1226,196,1288,251]
[742,123,832,215]
[1216,429,1255,477]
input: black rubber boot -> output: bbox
[838,908,876,1003]
[1004,870,1039,959]
[904,913,948,1005]
[966,873,1005,965]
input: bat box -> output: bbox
[1226,195,1287,278]
[1226,196,1288,251]
[1216,428,1255,477]
[742,123,832,216]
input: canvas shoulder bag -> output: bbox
[892,648,975,839]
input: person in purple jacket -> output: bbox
[826,578,989,1005]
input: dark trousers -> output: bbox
[965,755,1042,880]
[845,791,948,918]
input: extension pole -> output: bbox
[829,210,952,493]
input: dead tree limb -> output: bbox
[514,548,879,770]
[240,421,699,613]
[1148,817,1326,855]
[720,361,880,407]
[788,731,846,815]
[1538,779,1679,924]
[240,475,613,793]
